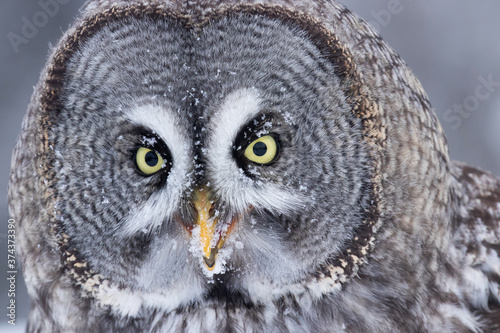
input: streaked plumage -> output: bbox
[8,0,500,332]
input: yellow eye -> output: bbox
[135,147,164,175]
[244,135,279,165]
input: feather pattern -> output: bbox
[8,0,500,331]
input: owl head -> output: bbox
[9,0,454,331]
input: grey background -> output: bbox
[1,1,499,331]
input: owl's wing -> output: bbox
[451,161,500,329]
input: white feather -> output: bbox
[206,88,307,214]
[120,104,192,236]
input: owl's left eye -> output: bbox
[244,135,279,165]
[135,147,165,176]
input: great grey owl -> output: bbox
[8,0,500,332]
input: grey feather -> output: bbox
[8,0,500,332]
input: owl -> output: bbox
[8,0,500,332]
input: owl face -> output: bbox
[53,14,372,310]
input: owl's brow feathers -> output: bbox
[121,104,191,236]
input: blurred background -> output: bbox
[1,1,499,331]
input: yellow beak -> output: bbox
[193,187,231,271]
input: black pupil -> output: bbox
[253,142,268,157]
[145,151,159,167]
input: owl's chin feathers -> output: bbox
[88,265,335,319]
[83,218,335,318]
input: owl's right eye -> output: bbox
[135,147,165,176]
[244,135,279,165]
